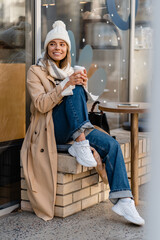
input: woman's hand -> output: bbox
[64,69,88,90]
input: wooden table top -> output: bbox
[99,102,149,114]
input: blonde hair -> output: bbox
[44,44,71,71]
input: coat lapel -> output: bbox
[47,75,56,85]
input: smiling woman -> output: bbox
[47,40,68,66]
[20,19,145,226]
[21,20,95,221]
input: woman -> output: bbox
[21,20,145,225]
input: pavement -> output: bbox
[0,184,148,240]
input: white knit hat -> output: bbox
[44,20,71,50]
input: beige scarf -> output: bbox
[37,54,74,82]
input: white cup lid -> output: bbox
[74,65,85,71]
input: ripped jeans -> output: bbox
[52,85,133,204]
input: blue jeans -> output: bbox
[52,86,133,203]
[52,85,93,143]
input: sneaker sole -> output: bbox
[68,146,97,167]
[123,214,145,226]
[112,206,145,226]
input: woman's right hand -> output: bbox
[63,70,88,90]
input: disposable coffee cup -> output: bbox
[74,65,88,89]
[74,65,85,73]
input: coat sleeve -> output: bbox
[27,66,63,113]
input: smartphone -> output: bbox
[117,103,139,108]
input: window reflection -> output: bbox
[41,0,152,130]
[81,20,121,49]
[0,0,27,211]
[41,0,130,129]
[131,0,152,103]
[0,0,26,63]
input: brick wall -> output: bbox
[21,131,150,218]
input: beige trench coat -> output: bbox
[21,65,64,221]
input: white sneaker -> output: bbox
[68,140,97,167]
[112,198,145,226]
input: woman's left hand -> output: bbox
[82,69,88,88]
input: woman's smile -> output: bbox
[53,52,62,56]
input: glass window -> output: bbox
[41,0,131,129]
[132,0,152,103]
[79,0,130,129]
[40,0,151,129]
[0,0,32,212]
[0,0,26,142]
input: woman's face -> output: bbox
[47,39,67,64]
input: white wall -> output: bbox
[147,0,160,239]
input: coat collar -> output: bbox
[39,65,56,85]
